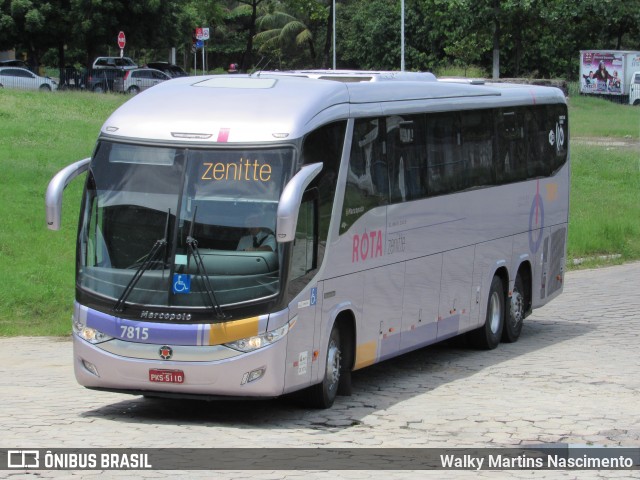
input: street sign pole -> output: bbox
[202,28,210,74]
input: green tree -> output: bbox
[337,0,400,69]
[0,0,72,71]
[254,3,316,67]
[231,0,268,69]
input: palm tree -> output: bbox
[254,10,316,61]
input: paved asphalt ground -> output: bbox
[1,262,639,479]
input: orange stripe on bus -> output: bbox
[209,317,259,345]
[354,341,377,370]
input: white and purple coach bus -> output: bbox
[46,71,569,408]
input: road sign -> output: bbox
[195,28,203,40]
[202,28,210,40]
[117,31,126,49]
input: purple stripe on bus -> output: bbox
[86,308,205,346]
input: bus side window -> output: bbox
[526,106,548,178]
[341,118,388,234]
[426,113,461,195]
[461,109,494,188]
[302,120,345,251]
[287,190,319,298]
[387,115,427,202]
[548,104,568,174]
[291,195,317,279]
[497,110,527,183]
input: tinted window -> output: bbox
[426,113,462,195]
[5,68,32,78]
[462,109,494,188]
[497,109,527,183]
[387,115,428,202]
[341,118,388,234]
[336,103,568,234]
[302,121,346,244]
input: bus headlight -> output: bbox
[225,318,296,352]
[72,314,113,344]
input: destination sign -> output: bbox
[201,158,272,182]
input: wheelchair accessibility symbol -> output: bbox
[173,274,191,294]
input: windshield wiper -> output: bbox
[186,208,227,320]
[113,209,171,313]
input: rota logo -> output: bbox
[352,230,383,262]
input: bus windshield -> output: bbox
[78,141,295,313]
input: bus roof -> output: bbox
[100,71,566,144]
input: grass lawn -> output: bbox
[0,90,126,335]
[0,88,638,335]
[567,96,640,267]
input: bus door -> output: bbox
[283,190,323,392]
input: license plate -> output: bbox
[149,369,184,384]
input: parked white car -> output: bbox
[113,68,170,94]
[92,56,138,70]
[0,67,57,91]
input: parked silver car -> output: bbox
[0,67,57,91]
[113,68,170,94]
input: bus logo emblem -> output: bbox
[159,345,173,360]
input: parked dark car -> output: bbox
[83,68,125,92]
[0,59,30,70]
[146,62,188,78]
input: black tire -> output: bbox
[503,274,525,343]
[127,86,140,95]
[93,84,105,93]
[305,324,341,408]
[468,276,504,350]
[39,84,51,91]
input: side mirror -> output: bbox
[45,158,91,230]
[276,162,323,242]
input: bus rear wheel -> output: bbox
[305,324,341,408]
[468,276,504,349]
[503,274,525,343]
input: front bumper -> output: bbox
[73,334,288,398]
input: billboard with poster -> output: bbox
[580,50,640,96]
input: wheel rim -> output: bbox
[325,338,341,394]
[489,291,501,334]
[510,290,524,329]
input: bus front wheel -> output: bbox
[468,276,504,350]
[305,324,341,408]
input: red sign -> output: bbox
[117,31,126,49]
